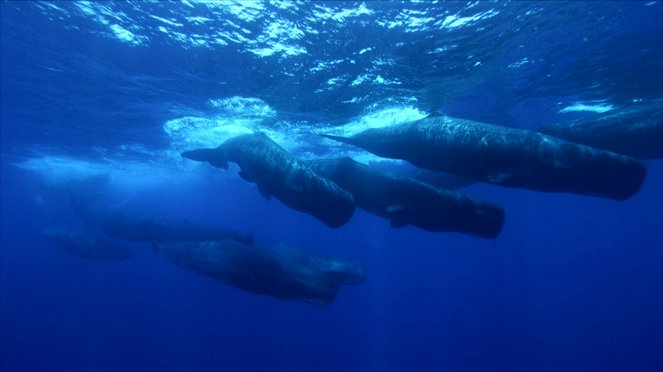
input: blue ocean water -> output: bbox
[1,1,662,371]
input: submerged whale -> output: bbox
[152,237,366,306]
[322,114,647,200]
[71,202,254,245]
[97,212,254,245]
[42,226,133,261]
[67,185,254,245]
[537,99,663,159]
[306,157,504,239]
[182,132,355,228]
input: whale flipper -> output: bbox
[387,205,420,228]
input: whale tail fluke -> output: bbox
[181,148,229,169]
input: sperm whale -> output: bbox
[322,114,646,200]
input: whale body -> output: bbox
[322,114,646,200]
[182,133,355,228]
[70,201,254,245]
[152,237,366,307]
[307,157,504,239]
[42,226,133,261]
[99,213,254,245]
[538,99,663,160]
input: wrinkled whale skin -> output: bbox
[307,157,505,239]
[323,115,646,200]
[538,99,663,160]
[153,238,366,306]
[183,133,355,227]
[72,204,254,245]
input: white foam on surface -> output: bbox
[15,153,204,193]
[17,99,427,193]
[559,102,614,113]
[323,105,427,137]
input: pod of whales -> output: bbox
[322,114,647,200]
[42,226,133,261]
[537,99,663,160]
[182,132,355,228]
[32,98,660,307]
[306,157,504,239]
[152,236,366,307]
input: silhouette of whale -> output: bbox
[152,237,366,307]
[42,226,133,261]
[307,157,504,239]
[322,114,646,200]
[65,180,255,245]
[538,99,663,160]
[102,214,255,245]
[182,132,355,228]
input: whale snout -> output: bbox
[182,148,228,169]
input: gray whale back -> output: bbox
[183,133,355,228]
[307,157,505,239]
[323,116,646,200]
[537,99,663,160]
[153,238,366,307]
[42,226,133,261]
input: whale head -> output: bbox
[182,147,229,169]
